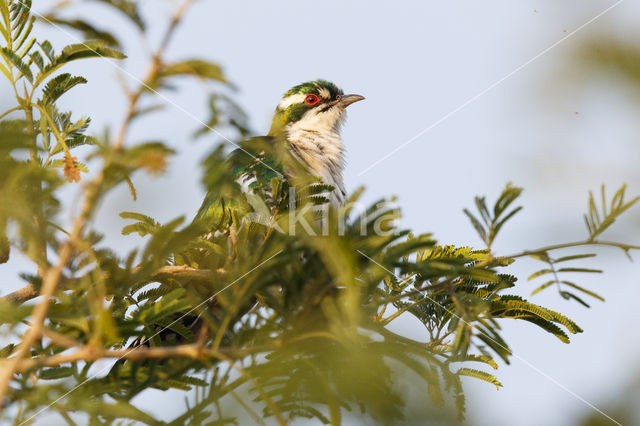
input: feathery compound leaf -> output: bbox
[35,41,125,87]
[136,288,192,322]
[0,2,9,44]
[59,41,126,62]
[584,184,640,240]
[93,0,145,30]
[41,73,87,104]
[39,367,73,380]
[41,16,121,48]
[9,0,31,40]
[152,59,227,90]
[14,15,35,54]
[0,47,32,82]
[457,368,502,390]
[527,269,554,281]
[519,317,570,343]
[560,291,591,308]
[0,62,10,81]
[120,211,161,236]
[530,280,556,296]
[556,267,602,274]
[464,183,523,248]
[463,209,487,244]
[448,354,498,370]
[560,281,604,302]
[39,40,55,61]
[554,253,597,263]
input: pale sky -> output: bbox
[3,0,640,425]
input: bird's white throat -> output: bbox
[285,107,347,205]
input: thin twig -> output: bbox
[113,0,196,151]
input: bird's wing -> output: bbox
[193,137,285,227]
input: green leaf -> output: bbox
[585,184,640,240]
[59,41,126,62]
[0,62,10,80]
[452,321,470,356]
[93,0,145,30]
[39,113,50,152]
[35,41,125,87]
[17,36,36,60]
[42,16,120,48]
[29,50,43,70]
[155,59,227,87]
[474,196,491,225]
[0,47,32,82]
[39,366,73,380]
[66,400,156,423]
[560,291,591,308]
[560,281,604,301]
[519,316,570,343]
[457,368,502,390]
[556,267,602,274]
[528,269,553,281]
[493,183,523,218]
[120,211,161,236]
[0,2,10,43]
[40,40,55,61]
[490,205,522,244]
[554,253,597,263]
[137,288,192,322]
[530,280,556,296]
[41,73,87,105]
[14,12,35,54]
[463,208,486,244]
[448,354,498,370]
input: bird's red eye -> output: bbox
[304,94,320,106]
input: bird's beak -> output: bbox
[337,94,365,108]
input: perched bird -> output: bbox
[268,80,364,205]
[196,80,364,225]
[126,81,363,353]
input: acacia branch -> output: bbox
[8,341,277,375]
[0,265,221,305]
[506,239,640,259]
[0,2,200,407]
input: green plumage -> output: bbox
[283,80,342,98]
[194,136,287,230]
[194,79,361,231]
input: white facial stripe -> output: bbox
[317,87,331,99]
[278,94,306,110]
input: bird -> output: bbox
[195,80,364,227]
[123,81,363,355]
[268,79,364,205]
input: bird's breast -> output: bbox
[287,129,346,204]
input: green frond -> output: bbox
[519,317,570,343]
[41,73,87,105]
[448,353,499,370]
[584,184,640,241]
[457,368,502,390]
[0,46,32,81]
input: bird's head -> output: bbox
[269,80,364,136]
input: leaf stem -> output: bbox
[506,239,640,259]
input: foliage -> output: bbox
[0,1,638,425]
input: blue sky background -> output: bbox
[2,0,640,424]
